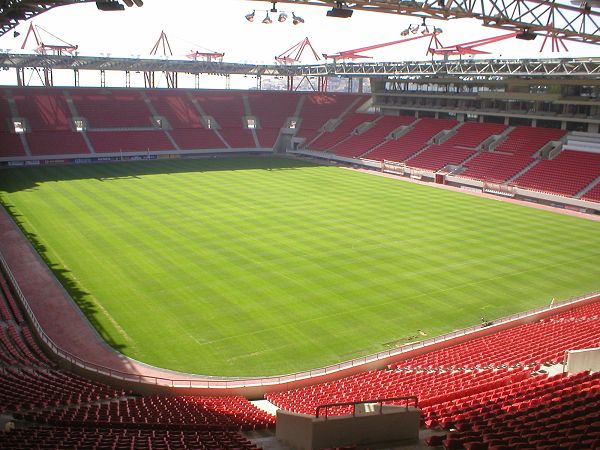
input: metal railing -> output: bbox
[315,396,418,419]
[1,249,598,389]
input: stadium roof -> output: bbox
[2,51,599,79]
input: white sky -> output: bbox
[0,0,598,88]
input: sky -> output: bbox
[0,0,598,88]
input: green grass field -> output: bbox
[1,156,599,377]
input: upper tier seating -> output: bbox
[247,92,300,148]
[246,91,299,129]
[12,88,73,131]
[193,92,255,148]
[0,91,26,158]
[145,91,204,129]
[332,115,416,158]
[366,118,458,162]
[297,93,365,144]
[582,182,600,203]
[70,89,152,128]
[514,150,600,197]
[193,91,246,128]
[309,113,377,151]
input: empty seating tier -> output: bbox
[87,131,174,153]
[12,88,73,131]
[443,122,507,149]
[145,91,204,129]
[582,182,600,203]
[70,90,152,129]
[514,150,600,197]
[309,112,376,151]
[366,118,458,163]
[332,115,416,158]
[404,144,475,172]
[297,93,366,143]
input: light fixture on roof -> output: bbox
[433,27,443,35]
[245,9,303,24]
[292,12,304,25]
[327,1,353,18]
[96,0,125,11]
[13,31,20,38]
[400,28,410,37]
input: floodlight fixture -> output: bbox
[433,27,443,35]
[327,1,353,18]
[13,31,20,38]
[245,10,255,21]
[516,29,537,40]
[292,12,304,24]
[262,12,272,24]
[96,0,125,11]
[278,12,288,22]
[400,28,410,37]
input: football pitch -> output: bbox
[1,156,599,377]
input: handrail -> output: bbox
[315,396,418,419]
[0,249,599,389]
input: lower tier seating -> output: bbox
[88,131,175,153]
[514,150,600,197]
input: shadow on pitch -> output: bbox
[2,207,128,354]
[0,155,318,193]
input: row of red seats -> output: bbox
[514,150,600,197]
[461,126,566,182]
[425,371,600,449]
[266,368,526,417]
[582,181,600,202]
[0,427,260,450]
[366,117,458,162]
[443,122,507,149]
[19,396,275,432]
[330,115,415,158]
[0,270,271,448]
[390,303,600,371]
[404,144,475,172]
[296,93,365,144]
[309,113,376,151]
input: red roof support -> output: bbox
[276,37,321,65]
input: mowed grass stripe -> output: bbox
[0,157,599,376]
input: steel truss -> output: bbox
[0,1,92,37]
[1,52,599,81]
[246,0,600,45]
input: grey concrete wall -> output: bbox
[276,406,419,450]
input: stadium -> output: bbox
[0,0,599,449]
